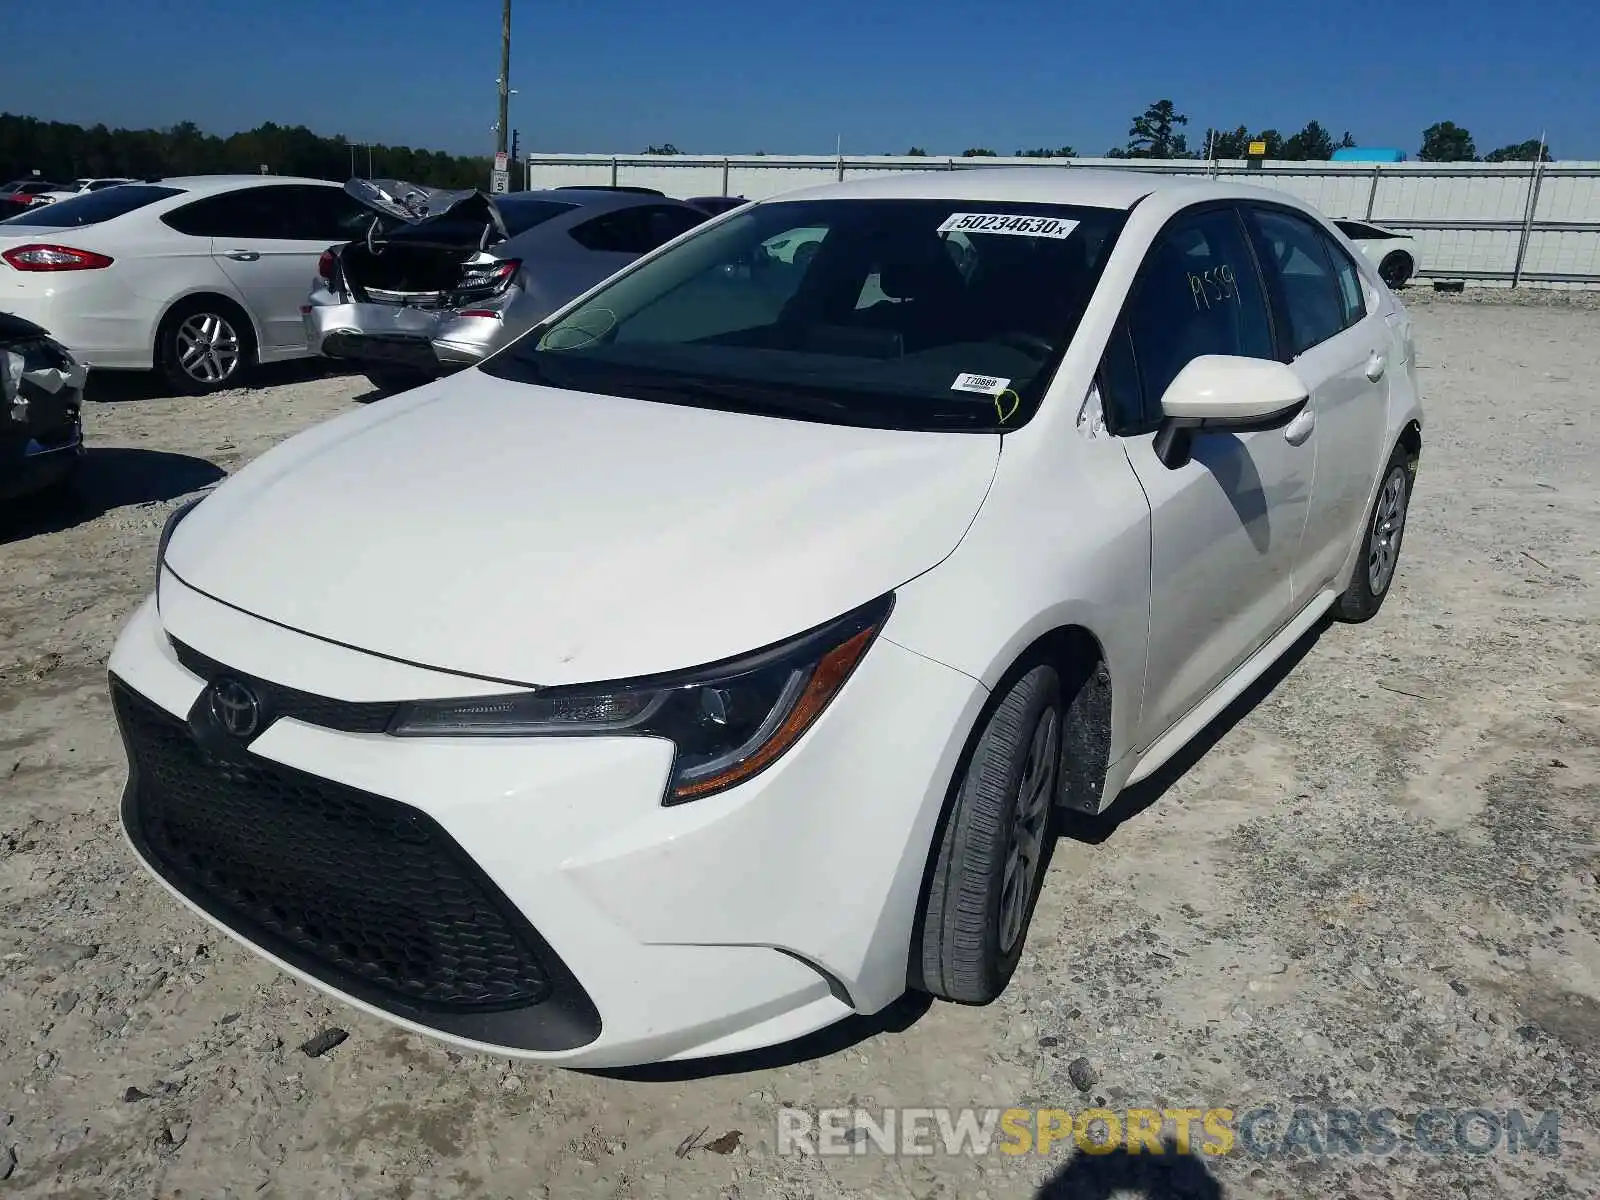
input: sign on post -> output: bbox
[490,170,510,194]
[494,151,509,172]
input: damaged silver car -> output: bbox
[305,180,710,393]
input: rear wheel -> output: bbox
[1379,252,1413,289]
[1335,443,1415,623]
[915,664,1061,1004]
[157,298,255,395]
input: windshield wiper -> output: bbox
[491,353,1002,430]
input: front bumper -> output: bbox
[304,297,506,372]
[0,421,83,501]
[109,578,985,1067]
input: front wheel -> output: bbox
[1335,444,1415,622]
[915,664,1061,1004]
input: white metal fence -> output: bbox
[523,154,1600,288]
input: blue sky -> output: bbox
[3,0,1595,159]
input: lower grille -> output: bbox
[114,680,562,1016]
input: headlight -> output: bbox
[156,494,207,593]
[391,593,893,804]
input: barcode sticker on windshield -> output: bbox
[937,213,1079,239]
[952,372,1012,396]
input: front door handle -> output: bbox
[1366,351,1387,381]
[1283,407,1315,446]
[224,249,260,262]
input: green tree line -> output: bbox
[896,102,1556,163]
[0,113,493,187]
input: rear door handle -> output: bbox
[224,249,260,262]
[1283,407,1315,446]
[1366,351,1387,381]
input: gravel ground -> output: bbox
[1,294,1597,1199]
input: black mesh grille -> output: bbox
[170,638,399,734]
[114,681,553,1011]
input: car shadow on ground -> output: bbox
[1,447,225,543]
[579,990,936,1084]
[1058,613,1332,846]
[1034,1144,1228,1198]
[85,358,354,403]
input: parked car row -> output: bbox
[307,182,716,392]
[0,174,752,396]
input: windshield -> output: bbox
[480,197,1127,432]
[0,184,181,227]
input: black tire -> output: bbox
[362,369,437,397]
[156,297,256,396]
[1379,252,1413,290]
[1335,443,1416,623]
[915,664,1062,1004]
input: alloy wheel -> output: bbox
[175,312,242,385]
[1367,467,1409,595]
[998,708,1059,953]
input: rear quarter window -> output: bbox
[0,184,182,228]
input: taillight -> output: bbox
[318,248,335,280]
[1,244,115,271]
[458,257,520,292]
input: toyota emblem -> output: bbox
[208,677,262,738]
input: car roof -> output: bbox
[763,167,1309,212]
[146,174,341,196]
[508,188,695,212]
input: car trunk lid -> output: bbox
[337,178,515,309]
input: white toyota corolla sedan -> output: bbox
[109,168,1423,1068]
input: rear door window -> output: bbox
[497,198,579,236]
[1320,232,1367,329]
[162,187,290,239]
[273,185,373,242]
[569,205,706,254]
[1247,207,1347,355]
[2,184,182,228]
[639,205,708,249]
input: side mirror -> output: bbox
[1152,355,1310,470]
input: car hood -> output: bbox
[163,372,1001,687]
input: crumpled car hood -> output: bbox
[163,372,1002,687]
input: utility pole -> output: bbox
[496,0,512,159]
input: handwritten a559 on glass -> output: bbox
[1189,263,1241,310]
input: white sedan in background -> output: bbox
[110,169,1422,1067]
[1333,218,1421,288]
[33,177,138,204]
[0,176,371,393]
